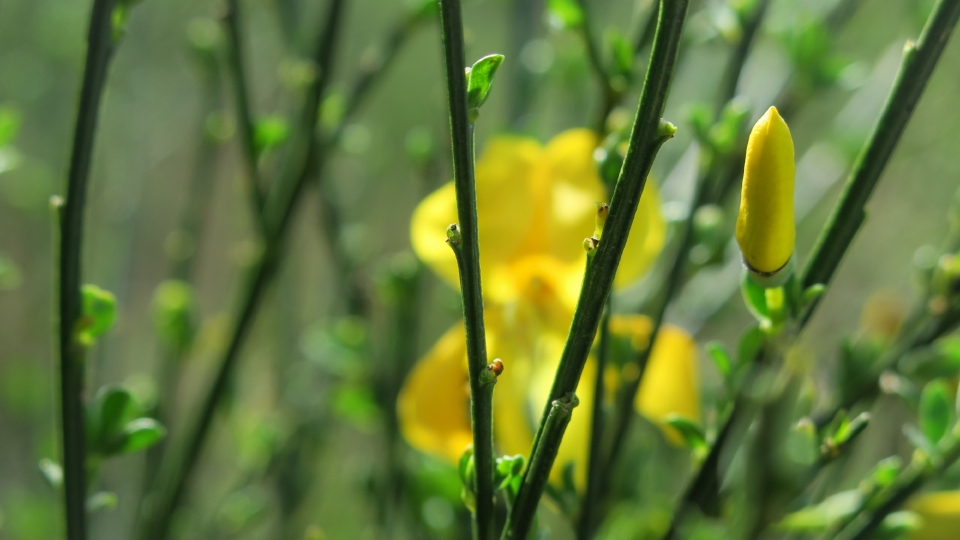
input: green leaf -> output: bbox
[776,490,862,532]
[741,272,770,322]
[332,384,381,429]
[253,116,291,155]
[903,424,940,458]
[706,341,732,382]
[664,414,707,452]
[106,418,166,455]
[0,106,22,147]
[547,0,584,29]
[38,458,63,489]
[919,379,952,445]
[90,386,138,451]
[877,510,922,538]
[870,456,903,489]
[466,54,505,111]
[86,492,118,513]
[786,418,819,465]
[605,29,633,83]
[77,285,117,346]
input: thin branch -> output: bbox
[223,0,267,223]
[577,302,612,540]
[57,1,118,539]
[436,0,495,537]
[502,2,690,538]
[800,0,960,300]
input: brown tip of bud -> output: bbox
[489,358,504,376]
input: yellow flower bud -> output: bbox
[735,106,796,275]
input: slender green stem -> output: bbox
[571,0,619,133]
[577,302,611,540]
[800,0,960,296]
[57,2,117,539]
[833,433,960,540]
[436,1,495,537]
[223,0,267,222]
[716,0,771,111]
[137,3,346,539]
[503,2,689,538]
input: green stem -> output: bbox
[503,2,689,538]
[57,1,117,539]
[577,301,611,540]
[715,0,771,112]
[223,0,267,222]
[800,0,960,297]
[833,434,960,540]
[137,2,347,539]
[571,0,619,134]
[436,1,495,537]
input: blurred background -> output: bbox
[1,0,959,538]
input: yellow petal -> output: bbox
[735,106,796,274]
[615,178,666,288]
[907,491,960,540]
[397,324,473,462]
[410,136,542,290]
[608,315,700,445]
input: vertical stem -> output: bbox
[504,1,690,537]
[800,0,960,298]
[57,1,117,539]
[223,0,267,220]
[436,1,495,537]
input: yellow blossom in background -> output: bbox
[907,491,960,540]
[735,106,796,275]
[399,129,700,486]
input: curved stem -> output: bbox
[436,1,495,537]
[502,2,690,538]
[57,1,118,539]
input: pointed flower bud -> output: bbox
[735,106,796,276]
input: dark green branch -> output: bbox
[577,303,611,540]
[502,1,690,538]
[57,1,118,539]
[436,1,495,537]
[137,2,347,539]
[223,0,267,221]
[800,0,960,297]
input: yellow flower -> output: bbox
[399,129,700,486]
[735,106,796,275]
[907,491,960,540]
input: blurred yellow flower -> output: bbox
[735,106,796,275]
[907,491,960,540]
[398,129,700,486]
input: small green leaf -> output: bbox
[605,29,633,85]
[776,490,862,532]
[919,379,952,445]
[466,54,505,111]
[86,492,118,513]
[900,338,960,379]
[903,424,940,458]
[801,284,826,309]
[91,386,138,451]
[253,116,291,155]
[38,458,63,489]
[741,272,770,322]
[706,341,732,381]
[877,510,922,538]
[547,0,584,29]
[870,456,903,489]
[106,418,166,455]
[77,285,117,346]
[0,106,22,147]
[664,414,707,452]
[737,325,765,367]
[786,418,818,465]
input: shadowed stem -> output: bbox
[56,1,118,539]
[136,2,346,539]
[800,0,960,300]
[223,0,267,223]
[436,0,495,537]
[571,0,620,134]
[502,2,690,538]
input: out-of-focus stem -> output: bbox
[56,1,118,539]
[137,2,347,539]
